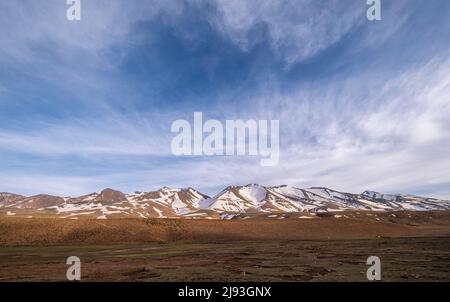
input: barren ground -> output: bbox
[0,211,449,281]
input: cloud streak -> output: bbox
[0,1,449,198]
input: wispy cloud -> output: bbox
[209,0,364,65]
[0,1,449,198]
[0,114,170,156]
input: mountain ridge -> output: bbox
[1,185,449,220]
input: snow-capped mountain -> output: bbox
[2,194,65,209]
[0,192,26,207]
[1,185,449,219]
[127,187,213,218]
[203,185,450,214]
[202,184,267,213]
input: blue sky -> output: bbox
[1,0,450,198]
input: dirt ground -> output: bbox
[1,211,450,245]
[0,237,449,281]
[0,211,449,281]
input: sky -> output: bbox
[0,0,449,198]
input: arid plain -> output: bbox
[0,211,449,281]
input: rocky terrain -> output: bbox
[1,185,449,220]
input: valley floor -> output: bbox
[1,211,450,245]
[0,211,449,281]
[0,237,449,281]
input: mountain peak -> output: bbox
[1,185,449,219]
[96,188,127,203]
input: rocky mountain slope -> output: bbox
[1,184,449,219]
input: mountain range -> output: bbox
[1,185,449,220]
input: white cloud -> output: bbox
[0,0,172,65]
[0,174,103,197]
[0,113,171,156]
[146,56,450,198]
[209,0,363,65]
[1,1,449,199]
[2,55,449,198]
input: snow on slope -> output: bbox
[239,184,267,206]
[1,185,450,219]
[128,187,210,217]
[203,184,267,213]
[203,185,450,214]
